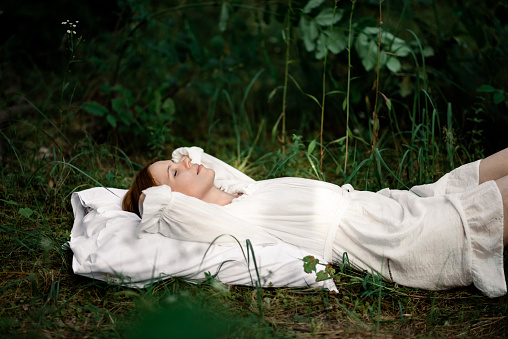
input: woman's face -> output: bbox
[148,158,215,199]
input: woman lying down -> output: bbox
[122,146,508,297]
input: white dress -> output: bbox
[139,147,506,297]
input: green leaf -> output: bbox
[314,8,343,26]
[268,86,283,102]
[219,2,229,32]
[363,26,379,35]
[389,37,411,57]
[162,98,176,116]
[386,56,401,73]
[299,16,316,52]
[303,0,325,14]
[19,208,34,218]
[355,27,378,71]
[316,270,330,281]
[355,27,410,72]
[0,199,19,206]
[111,97,124,114]
[309,19,319,41]
[81,101,109,117]
[288,74,322,107]
[325,264,335,276]
[477,84,496,92]
[324,27,347,54]
[307,139,317,154]
[303,255,320,274]
[123,88,134,107]
[315,33,327,59]
[494,91,505,104]
[326,90,346,96]
[111,84,124,93]
[106,114,117,127]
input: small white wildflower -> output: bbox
[67,30,71,33]
[61,21,66,24]
[76,20,79,23]
[73,31,76,34]
[73,24,76,27]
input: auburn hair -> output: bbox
[122,165,157,218]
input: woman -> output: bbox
[123,147,507,297]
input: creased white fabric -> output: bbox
[138,185,278,246]
[139,148,506,297]
[335,165,506,297]
[69,187,337,291]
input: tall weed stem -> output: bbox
[320,52,327,171]
[372,0,383,149]
[281,0,292,154]
[319,1,341,171]
[344,0,357,175]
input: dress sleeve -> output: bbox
[138,185,277,246]
[171,147,255,189]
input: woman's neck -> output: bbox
[201,186,238,206]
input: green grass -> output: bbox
[1,114,507,337]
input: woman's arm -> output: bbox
[138,185,277,246]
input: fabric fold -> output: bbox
[138,185,279,246]
[138,184,173,237]
[459,180,506,297]
[69,186,336,291]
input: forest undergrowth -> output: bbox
[2,107,507,338]
[1,0,508,338]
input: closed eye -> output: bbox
[174,170,178,177]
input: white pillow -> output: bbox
[69,187,337,291]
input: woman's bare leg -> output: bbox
[495,176,508,246]
[479,148,508,184]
